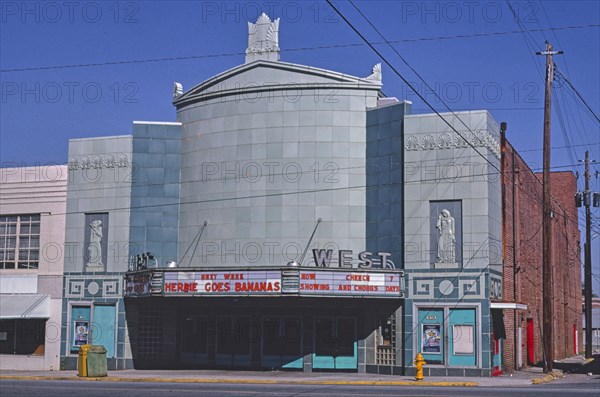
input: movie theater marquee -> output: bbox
[125,253,404,299]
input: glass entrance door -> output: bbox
[216,316,252,367]
[179,315,209,366]
[313,317,357,370]
[261,317,303,369]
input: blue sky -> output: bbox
[1,0,599,292]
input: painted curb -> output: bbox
[530,371,563,385]
[0,375,478,387]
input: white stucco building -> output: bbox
[0,165,67,370]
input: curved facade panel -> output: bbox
[175,61,381,267]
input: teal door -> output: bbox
[261,317,303,369]
[313,317,357,370]
[448,309,476,366]
[92,305,116,358]
[417,309,444,364]
[71,306,91,354]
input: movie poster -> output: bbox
[73,320,89,347]
[422,324,441,353]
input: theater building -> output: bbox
[61,14,406,373]
[56,13,581,375]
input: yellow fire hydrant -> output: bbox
[414,353,426,381]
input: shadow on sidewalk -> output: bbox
[552,354,599,375]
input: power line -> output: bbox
[5,161,599,236]
[555,69,600,124]
[538,0,597,167]
[4,4,596,238]
[410,107,544,111]
[518,142,600,153]
[537,10,581,176]
[348,0,593,217]
[1,24,598,73]
[3,3,595,235]
[554,90,579,168]
[505,1,599,243]
[0,158,592,194]
[559,81,600,150]
[325,0,509,204]
[505,0,546,80]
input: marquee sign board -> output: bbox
[162,270,281,296]
[125,273,151,297]
[124,268,404,299]
[298,270,402,297]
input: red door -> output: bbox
[527,319,535,365]
[573,324,578,355]
[492,331,503,376]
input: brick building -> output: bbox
[500,135,582,372]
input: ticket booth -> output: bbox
[417,309,445,364]
[448,309,476,366]
[415,306,477,368]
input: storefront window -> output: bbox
[0,319,45,355]
[452,324,474,354]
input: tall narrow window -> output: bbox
[0,214,41,269]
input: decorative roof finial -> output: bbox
[245,13,280,63]
[366,63,382,82]
[173,82,183,98]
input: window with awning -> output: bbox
[0,294,49,356]
[0,295,50,319]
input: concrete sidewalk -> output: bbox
[0,367,564,387]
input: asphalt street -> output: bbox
[0,378,598,397]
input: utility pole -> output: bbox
[536,41,562,374]
[584,151,592,359]
[578,151,598,358]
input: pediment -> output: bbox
[173,60,381,108]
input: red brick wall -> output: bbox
[501,139,582,372]
[545,171,583,361]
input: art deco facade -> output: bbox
[0,13,582,376]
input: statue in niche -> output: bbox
[436,209,456,264]
[86,219,104,272]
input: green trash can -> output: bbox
[86,345,108,377]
